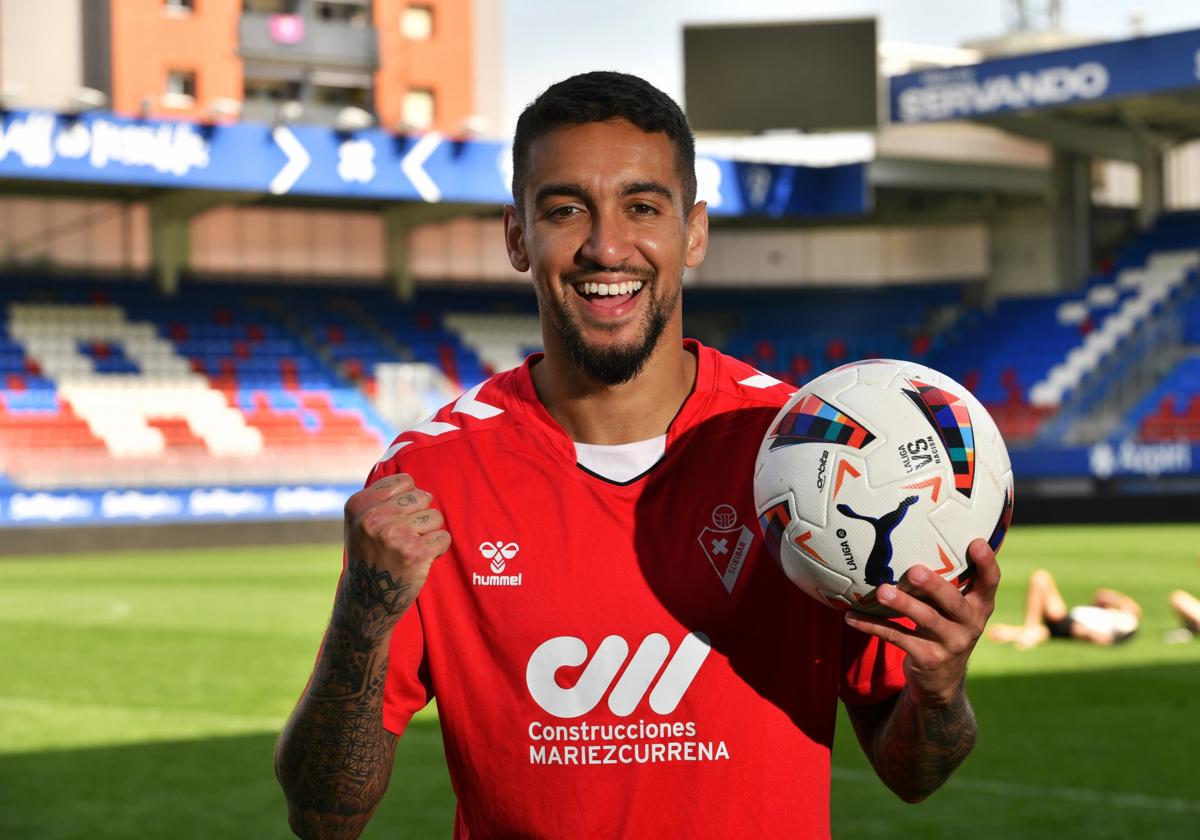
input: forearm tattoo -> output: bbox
[276,558,412,837]
[873,685,977,802]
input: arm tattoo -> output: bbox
[276,560,412,837]
[869,685,977,803]
[337,561,412,619]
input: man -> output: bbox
[275,71,1001,839]
[988,568,1139,649]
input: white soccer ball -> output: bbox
[753,359,1014,616]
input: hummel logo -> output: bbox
[480,540,519,573]
[474,541,523,587]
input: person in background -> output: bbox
[1165,589,1200,643]
[988,568,1140,649]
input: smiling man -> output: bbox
[275,71,1001,839]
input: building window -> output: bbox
[402,88,435,130]
[313,84,371,109]
[244,0,294,13]
[401,5,433,40]
[163,70,197,109]
[244,77,302,103]
[314,0,370,26]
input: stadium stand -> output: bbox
[927,212,1200,444]
[0,281,394,489]
[4,210,1200,493]
[715,285,960,385]
[1131,356,1200,442]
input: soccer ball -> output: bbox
[753,359,1014,616]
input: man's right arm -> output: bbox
[275,474,450,839]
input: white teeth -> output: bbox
[575,280,645,296]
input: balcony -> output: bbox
[238,11,379,70]
[239,98,365,127]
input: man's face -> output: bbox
[503,119,708,385]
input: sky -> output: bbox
[499,0,1200,132]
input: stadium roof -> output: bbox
[888,26,1200,159]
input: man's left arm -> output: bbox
[843,539,999,803]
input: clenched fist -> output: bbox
[338,473,451,630]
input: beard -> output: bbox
[551,273,679,386]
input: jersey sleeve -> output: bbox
[382,600,434,736]
[838,621,908,705]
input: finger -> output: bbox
[964,539,1001,606]
[422,529,452,556]
[874,580,956,640]
[901,565,973,626]
[844,610,924,657]
[349,473,416,514]
[368,473,418,500]
[392,489,433,514]
[351,490,431,538]
[407,507,445,536]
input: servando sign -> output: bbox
[889,27,1200,124]
[894,62,1108,123]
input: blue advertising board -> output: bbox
[889,27,1200,124]
[1010,440,1198,481]
[0,110,868,218]
[0,483,358,527]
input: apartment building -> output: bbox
[0,0,500,135]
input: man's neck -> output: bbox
[531,338,698,445]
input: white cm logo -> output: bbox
[526,632,711,719]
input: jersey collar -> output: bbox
[512,338,718,463]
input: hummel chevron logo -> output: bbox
[737,372,784,389]
[479,540,519,572]
[453,382,504,419]
[375,385,504,465]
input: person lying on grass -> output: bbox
[988,568,1140,650]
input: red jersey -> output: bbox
[373,340,906,838]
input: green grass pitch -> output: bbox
[1,523,1198,839]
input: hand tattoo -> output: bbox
[338,560,412,619]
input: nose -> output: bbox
[578,207,636,269]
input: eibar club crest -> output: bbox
[698,504,754,594]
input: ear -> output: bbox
[503,204,530,272]
[684,201,709,269]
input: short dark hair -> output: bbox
[511,71,697,215]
